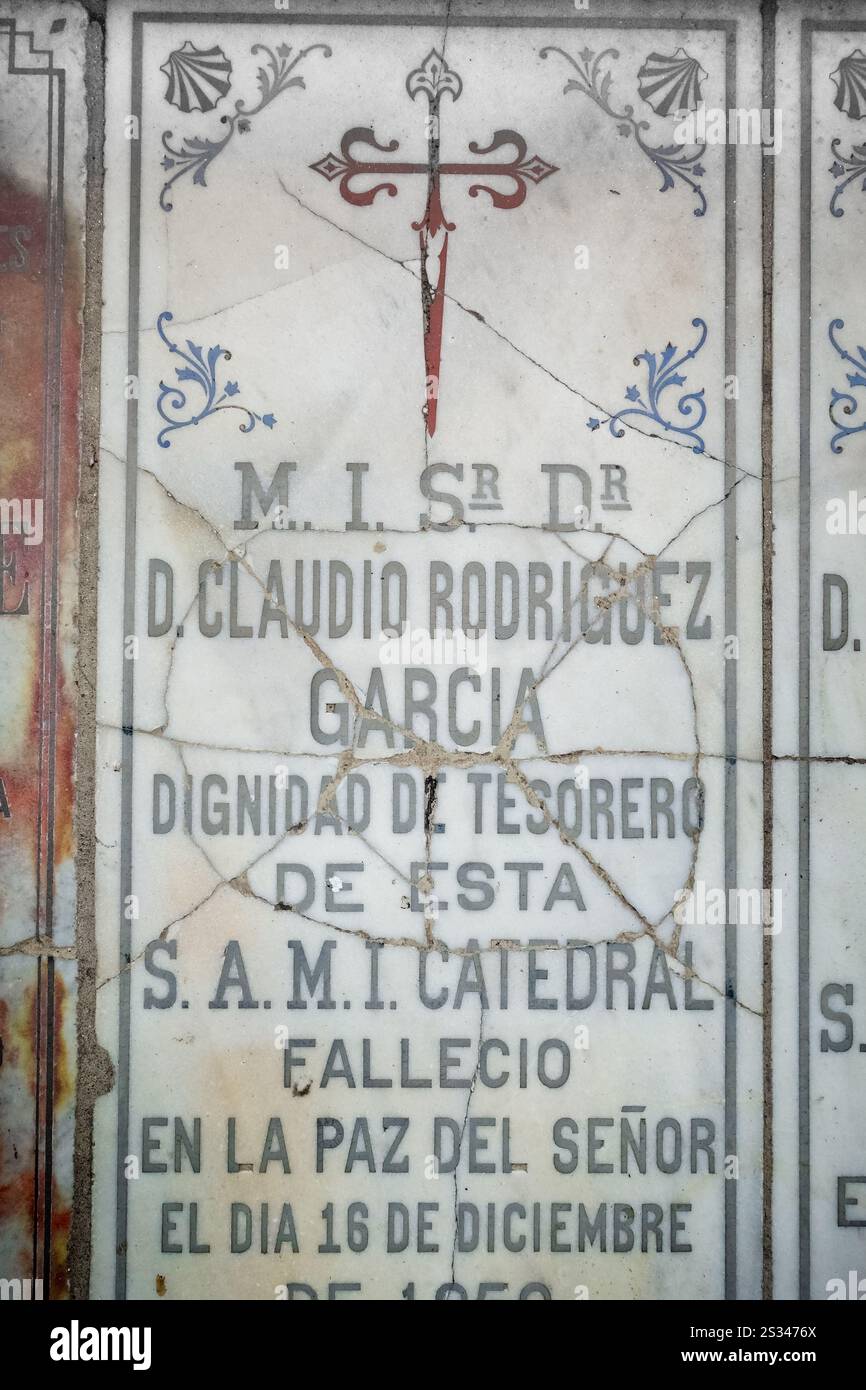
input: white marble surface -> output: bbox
[89,0,865,1303]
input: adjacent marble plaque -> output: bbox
[771,0,866,1303]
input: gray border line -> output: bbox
[760,0,776,1304]
[40,29,64,1300]
[118,7,738,1300]
[723,21,738,1303]
[799,16,813,1304]
[116,9,143,1303]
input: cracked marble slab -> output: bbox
[92,0,770,1300]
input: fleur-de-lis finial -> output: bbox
[406,49,463,104]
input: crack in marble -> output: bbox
[0,937,77,960]
[274,178,759,481]
[95,373,773,1018]
[450,993,484,1292]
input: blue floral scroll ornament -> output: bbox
[540,46,708,217]
[156,311,276,449]
[829,319,866,453]
[587,318,708,454]
[829,138,866,216]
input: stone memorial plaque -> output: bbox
[92,0,770,1302]
[1,0,864,1322]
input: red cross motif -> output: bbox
[311,49,558,436]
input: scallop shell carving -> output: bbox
[160,41,233,114]
[831,49,866,120]
[637,49,706,118]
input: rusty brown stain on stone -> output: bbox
[0,158,84,1299]
[0,974,75,1296]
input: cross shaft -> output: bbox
[311,49,558,435]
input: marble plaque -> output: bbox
[79,0,863,1306]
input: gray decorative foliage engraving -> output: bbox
[541,45,709,217]
[160,40,331,211]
